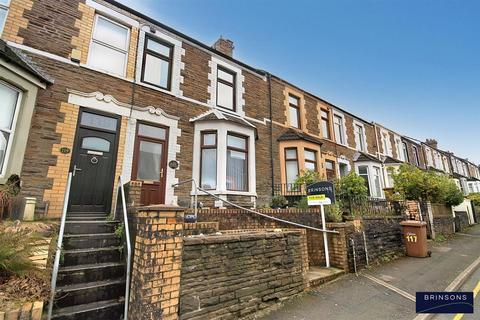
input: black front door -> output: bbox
[69,109,120,213]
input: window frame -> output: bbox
[216,66,237,111]
[200,131,217,190]
[320,109,331,139]
[0,0,10,36]
[0,80,22,178]
[412,145,420,166]
[304,148,317,171]
[325,159,336,181]
[402,141,409,162]
[358,165,370,195]
[333,114,345,145]
[141,34,174,91]
[284,147,299,185]
[88,14,130,77]
[288,94,301,129]
[355,124,366,152]
[226,132,248,191]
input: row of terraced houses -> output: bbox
[1,0,479,217]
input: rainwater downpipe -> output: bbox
[267,72,275,196]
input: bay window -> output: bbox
[200,131,217,189]
[358,166,370,194]
[88,15,129,76]
[141,36,173,90]
[356,163,384,198]
[217,67,236,110]
[285,148,299,187]
[288,95,300,128]
[0,81,20,176]
[226,134,248,191]
[372,166,382,197]
[304,149,317,171]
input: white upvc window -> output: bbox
[380,129,392,157]
[333,113,347,145]
[353,121,367,152]
[192,121,256,196]
[0,0,9,36]
[355,162,385,199]
[88,15,130,77]
[0,80,22,177]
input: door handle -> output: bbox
[73,164,82,177]
[160,168,164,179]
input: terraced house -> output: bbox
[1,0,479,216]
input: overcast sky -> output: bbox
[119,0,480,164]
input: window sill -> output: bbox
[191,190,257,197]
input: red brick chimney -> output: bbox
[212,36,234,57]
[425,138,438,149]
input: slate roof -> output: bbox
[277,128,323,145]
[354,152,382,163]
[383,156,403,165]
[0,39,53,84]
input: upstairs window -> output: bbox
[216,66,236,110]
[412,146,420,166]
[402,142,409,162]
[288,95,300,128]
[89,15,129,76]
[333,114,345,145]
[0,81,21,176]
[304,149,317,171]
[354,124,366,152]
[142,36,173,90]
[0,0,9,35]
[382,133,390,156]
[321,110,331,139]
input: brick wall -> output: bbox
[0,301,43,320]
[179,230,307,320]
[454,211,470,232]
[431,203,454,235]
[128,206,184,320]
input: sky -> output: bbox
[119,0,480,164]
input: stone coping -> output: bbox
[344,216,403,221]
[184,229,302,245]
[131,204,186,211]
[0,301,43,320]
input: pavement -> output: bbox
[258,224,480,320]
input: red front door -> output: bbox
[132,122,169,205]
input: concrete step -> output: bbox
[63,233,121,250]
[62,247,122,267]
[54,278,125,309]
[64,221,118,235]
[67,215,109,221]
[307,267,345,288]
[51,298,124,320]
[58,262,125,286]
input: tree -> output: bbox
[294,169,321,186]
[467,192,480,206]
[391,164,464,206]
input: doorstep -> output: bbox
[307,267,345,288]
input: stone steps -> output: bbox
[307,267,345,288]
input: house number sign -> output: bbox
[59,147,71,154]
[405,233,418,243]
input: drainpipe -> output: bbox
[267,73,275,196]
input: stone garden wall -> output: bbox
[179,230,307,320]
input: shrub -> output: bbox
[271,195,288,208]
[334,171,368,202]
[295,197,309,209]
[294,169,321,187]
[0,229,37,278]
[326,204,343,222]
[0,175,21,219]
[467,192,480,206]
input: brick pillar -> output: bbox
[129,205,184,320]
[125,180,143,207]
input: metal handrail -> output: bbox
[47,172,73,319]
[173,179,338,234]
[117,176,132,320]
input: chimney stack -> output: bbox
[425,138,438,149]
[212,36,234,57]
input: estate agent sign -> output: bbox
[307,181,335,205]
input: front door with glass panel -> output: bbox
[69,109,120,213]
[132,122,168,206]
